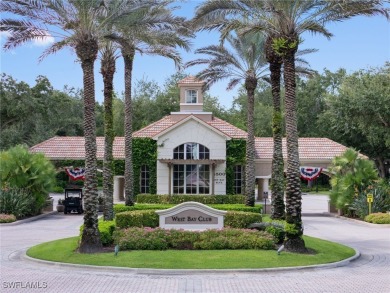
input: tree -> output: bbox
[186,32,268,207]
[107,1,191,206]
[193,0,389,252]
[318,64,390,178]
[0,0,133,253]
[100,42,118,221]
[329,148,378,209]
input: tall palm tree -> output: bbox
[265,34,285,220]
[193,0,389,252]
[0,0,131,253]
[107,1,191,206]
[187,32,268,207]
[100,42,118,221]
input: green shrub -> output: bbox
[51,186,64,193]
[0,213,16,223]
[329,148,378,209]
[0,188,36,219]
[113,227,275,251]
[116,210,159,229]
[98,220,116,246]
[136,194,245,204]
[80,220,116,246]
[352,180,390,219]
[0,145,56,215]
[194,229,275,250]
[224,211,262,228]
[114,203,261,214]
[248,222,286,244]
[364,213,390,224]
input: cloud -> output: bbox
[32,35,55,46]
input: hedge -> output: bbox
[114,203,261,214]
[113,227,275,250]
[364,213,390,224]
[116,210,261,229]
[136,194,245,204]
[80,220,116,246]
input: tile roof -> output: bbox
[30,136,349,162]
[178,76,205,84]
[133,115,248,139]
[255,137,349,160]
[30,137,125,160]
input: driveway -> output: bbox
[0,208,389,292]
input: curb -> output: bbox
[334,215,390,228]
[0,211,58,226]
[22,248,360,275]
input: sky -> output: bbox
[1,1,389,108]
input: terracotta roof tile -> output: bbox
[30,137,125,160]
[177,76,204,84]
[133,115,248,139]
[30,136,349,162]
[207,117,247,139]
[255,137,349,160]
[133,116,177,138]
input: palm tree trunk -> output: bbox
[270,61,285,220]
[101,48,116,220]
[77,40,102,253]
[283,48,307,253]
[122,46,135,206]
[244,75,257,207]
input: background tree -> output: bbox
[318,64,390,178]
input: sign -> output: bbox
[156,202,227,231]
[367,194,374,203]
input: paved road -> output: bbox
[1,207,389,292]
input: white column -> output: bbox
[113,176,125,202]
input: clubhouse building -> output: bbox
[30,76,349,200]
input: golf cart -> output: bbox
[63,188,83,214]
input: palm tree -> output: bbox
[0,0,132,253]
[265,34,285,220]
[100,42,118,221]
[193,0,389,252]
[186,32,268,207]
[107,1,191,206]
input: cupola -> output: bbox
[177,76,205,112]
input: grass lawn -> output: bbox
[27,236,355,269]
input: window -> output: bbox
[185,89,197,103]
[233,165,244,194]
[174,143,209,160]
[173,164,210,194]
[173,143,210,194]
[140,165,150,193]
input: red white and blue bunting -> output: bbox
[65,167,85,181]
[300,167,322,181]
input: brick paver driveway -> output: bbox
[0,212,389,293]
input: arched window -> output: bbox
[172,143,210,194]
[173,143,209,160]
